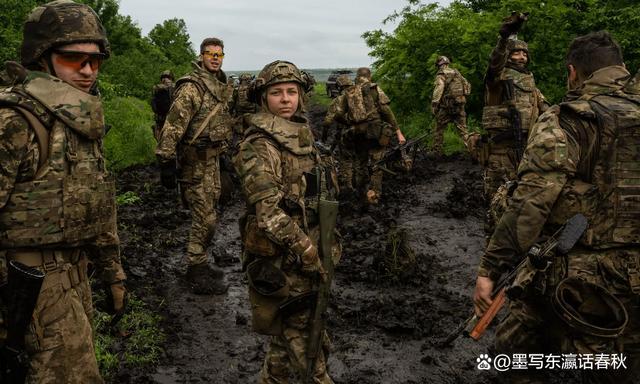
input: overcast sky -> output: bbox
[118,0,450,71]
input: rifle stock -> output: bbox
[469,287,506,340]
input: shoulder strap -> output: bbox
[13,106,50,171]
[187,102,223,145]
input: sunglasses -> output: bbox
[52,49,106,71]
[203,51,224,59]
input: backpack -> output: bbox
[151,83,174,116]
[345,84,377,124]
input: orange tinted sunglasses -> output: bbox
[52,49,106,71]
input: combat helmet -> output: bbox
[239,73,253,84]
[252,60,306,104]
[552,277,628,338]
[160,70,174,81]
[436,56,450,67]
[21,0,110,67]
[507,38,529,60]
[336,74,353,89]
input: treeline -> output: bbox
[364,0,640,132]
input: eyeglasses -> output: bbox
[52,49,106,71]
[203,52,224,59]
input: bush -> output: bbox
[103,97,157,172]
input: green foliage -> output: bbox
[310,82,332,106]
[94,293,166,380]
[364,0,640,142]
[116,191,141,206]
[103,97,156,171]
[149,18,196,66]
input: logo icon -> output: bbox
[477,354,492,370]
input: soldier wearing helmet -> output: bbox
[155,37,234,295]
[324,66,405,205]
[0,1,126,381]
[151,70,175,140]
[475,12,549,239]
[475,30,640,383]
[233,72,257,117]
[431,55,472,156]
[233,60,340,384]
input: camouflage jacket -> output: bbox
[323,82,399,131]
[0,69,125,285]
[156,62,234,160]
[432,66,470,105]
[479,66,640,281]
[234,112,321,259]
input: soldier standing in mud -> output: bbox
[151,70,175,141]
[431,56,472,155]
[471,12,548,238]
[474,31,640,384]
[323,67,406,205]
[156,37,233,294]
[233,60,340,384]
[0,1,126,381]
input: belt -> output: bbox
[6,249,88,291]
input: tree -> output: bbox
[148,18,196,66]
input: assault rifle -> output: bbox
[369,131,430,174]
[305,187,339,382]
[437,214,588,347]
[1,261,45,383]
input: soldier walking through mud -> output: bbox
[151,70,175,141]
[474,31,640,384]
[155,37,234,295]
[234,60,341,384]
[471,12,548,239]
[0,1,127,382]
[323,67,406,205]
[431,55,472,155]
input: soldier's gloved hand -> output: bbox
[108,281,127,315]
[159,159,177,189]
[294,238,327,282]
[396,129,406,145]
[499,11,529,39]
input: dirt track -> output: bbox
[111,104,506,383]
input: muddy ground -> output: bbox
[110,104,507,384]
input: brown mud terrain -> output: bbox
[109,104,579,383]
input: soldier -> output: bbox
[151,69,175,141]
[431,55,472,155]
[155,37,233,294]
[0,1,126,382]
[233,73,257,116]
[323,67,406,205]
[473,12,548,238]
[233,60,340,384]
[474,31,640,384]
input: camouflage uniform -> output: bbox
[0,2,125,382]
[481,37,548,236]
[431,59,471,154]
[478,65,640,384]
[323,73,400,203]
[151,71,174,141]
[156,62,233,267]
[234,61,339,384]
[233,73,257,116]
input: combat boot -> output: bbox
[186,263,228,295]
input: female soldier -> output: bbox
[233,60,339,384]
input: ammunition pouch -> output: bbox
[552,277,628,339]
[0,174,116,248]
[5,249,89,292]
[247,259,289,335]
[353,120,384,142]
[378,123,395,147]
[481,103,533,134]
[241,215,279,257]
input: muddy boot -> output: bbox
[186,263,228,295]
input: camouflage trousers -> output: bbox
[495,247,640,384]
[483,144,520,238]
[433,104,467,154]
[179,147,222,266]
[12,254,102,383]
[338,136,385,200]
[259,270,333,384]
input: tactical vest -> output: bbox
[235,83,256,114]
[151,82,174,117]
[482,67,539,136]
[175,66,233,145]
[548,85,640,246]
[0,70,116,248]
[441,68,470,99]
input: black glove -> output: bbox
[159,160,177,189]
[499,11,529,39]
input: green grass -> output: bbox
[116,191,141,206]
[398,111,481,155]
[94,292,165,380]
[103,96,157,172]
[309,82,332,107]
